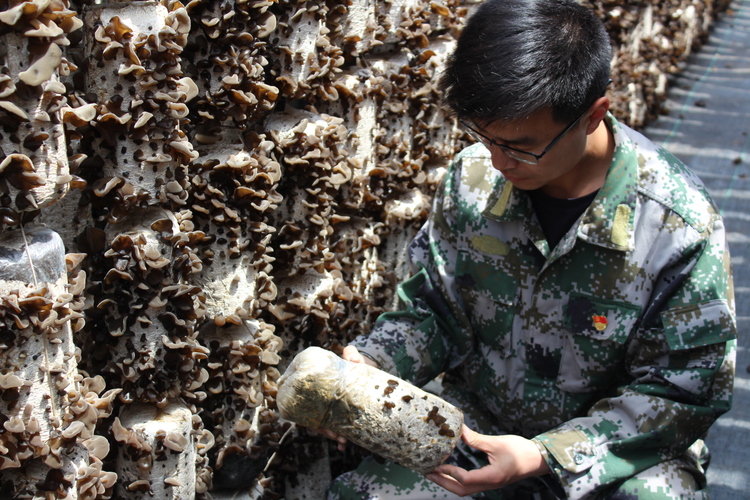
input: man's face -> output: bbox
[470,107,592,196]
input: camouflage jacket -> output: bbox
[352,114,737,498]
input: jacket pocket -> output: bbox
[455,248,518,357]
[661,299,736,354]
[660,299,736,383]
[557,293,641,393]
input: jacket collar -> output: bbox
[481,113,637,253]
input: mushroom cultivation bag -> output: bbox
[277,346,463,474]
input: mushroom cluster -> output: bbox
[0,0,82,230]
[184,0,280,142]
[79,4,198,219]
[112,402,214,499]
[585,0,732,127]
[0,229,117,499]
[197,319,284,478]
[0,0,731,498]
[76,223,210,408]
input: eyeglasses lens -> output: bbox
[463,125,540,165]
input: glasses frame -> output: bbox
[461,108,587,165]
[460,80,612,165]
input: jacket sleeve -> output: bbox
[533,215,737,498]
[351,159,475,387]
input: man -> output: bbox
[326,0,736,498]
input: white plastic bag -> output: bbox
[277,346,463,473]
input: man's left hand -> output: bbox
[425,425,551,496]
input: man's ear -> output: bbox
[585,97,610,135]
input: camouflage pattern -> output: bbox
[328,442,707,500]
[328,458,465,500]
[348,114,736,498]
[327,380,711,499]
[607,439,711,499]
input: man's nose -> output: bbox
[490,146,519,171]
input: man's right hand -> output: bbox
[312,345,377,450]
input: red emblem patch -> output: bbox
[592,315,608,331]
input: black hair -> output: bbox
[439,0,612,124]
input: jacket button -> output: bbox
[574,453,585,465]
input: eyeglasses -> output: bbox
[460,107,587,165]
[460,79,612,165]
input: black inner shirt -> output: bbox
[527,188,599,250]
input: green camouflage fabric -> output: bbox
[328,440,708,500]
[350,113,737,498]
